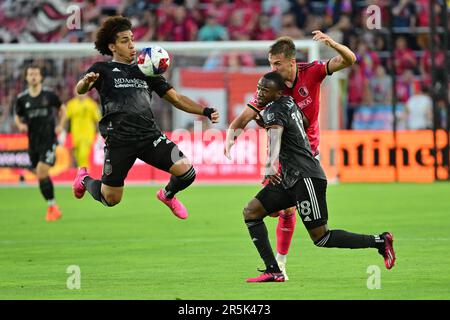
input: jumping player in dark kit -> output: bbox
[14,65,66,222]
[243,72,395,282]
[72,16,219,218]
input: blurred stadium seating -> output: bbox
[0,0,449,183]
[0,0,449,132]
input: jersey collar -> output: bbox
[111,60,136,66]
[286,64,299,89]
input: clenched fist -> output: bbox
[83,72,99,85]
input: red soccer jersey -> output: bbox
[247,61,328,156]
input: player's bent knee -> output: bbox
[102,193,121,207]
[102,197,120,207]
[242,206,249,219]
[36,168,49,180]
[170,158,193,177]
[105,200,120,207]
[36,172,49,180]
[36,163,51,178]
[308,225,328,243]
[243,200,265,220]
[243,205,260,220]
[313,230,331,247]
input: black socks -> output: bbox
[314,229,385,250]
[164,166,196,199]
[39,177,54,201]
[245,219,281,273]
[83,176,111,206]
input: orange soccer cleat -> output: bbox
[46,205,62,222]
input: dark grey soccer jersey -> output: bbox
[85,61,173,145]
[14,88,61,148]
[261,96,327,189]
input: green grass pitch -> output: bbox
[0,183,449,300]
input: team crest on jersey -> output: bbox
[298,86,309,97]
[25,102,31,109]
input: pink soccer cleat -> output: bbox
[246,271,285,283]
[379,232,396,270]
[73,167,88,199]
[156,189,188,219]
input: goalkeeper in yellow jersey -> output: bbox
[65,89,101,168]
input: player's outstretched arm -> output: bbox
[224,107,257,160]
[163,88,219,123]
[76,72,99,95]
[312,30,356,73]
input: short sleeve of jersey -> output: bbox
[262,104,288,128]
[311,60,328,82]
[83,62,103,91]
[246,90,261,113]
[147,75,173,97]
[48,91,62,109]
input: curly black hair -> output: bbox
[94,16,132,56]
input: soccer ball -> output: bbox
[137,46,171,77]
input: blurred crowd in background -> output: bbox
[1,0,449,133]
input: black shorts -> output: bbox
[102,134,185,187]
[28,142,57,169]
[255,177,328,230]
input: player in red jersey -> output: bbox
[224,32,356,279]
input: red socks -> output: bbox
[276,209,297,255]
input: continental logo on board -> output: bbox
[0,131,448,183]
[320,130,449,182]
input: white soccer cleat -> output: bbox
[277,261,289,281]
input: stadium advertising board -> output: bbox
[0,130,448,184]
[319,130,449,182]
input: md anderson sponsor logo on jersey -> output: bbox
[114,78,148,89]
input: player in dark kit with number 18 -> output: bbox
[14,65,66,222]
[243,72,395,282]
[73,16,219,218]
